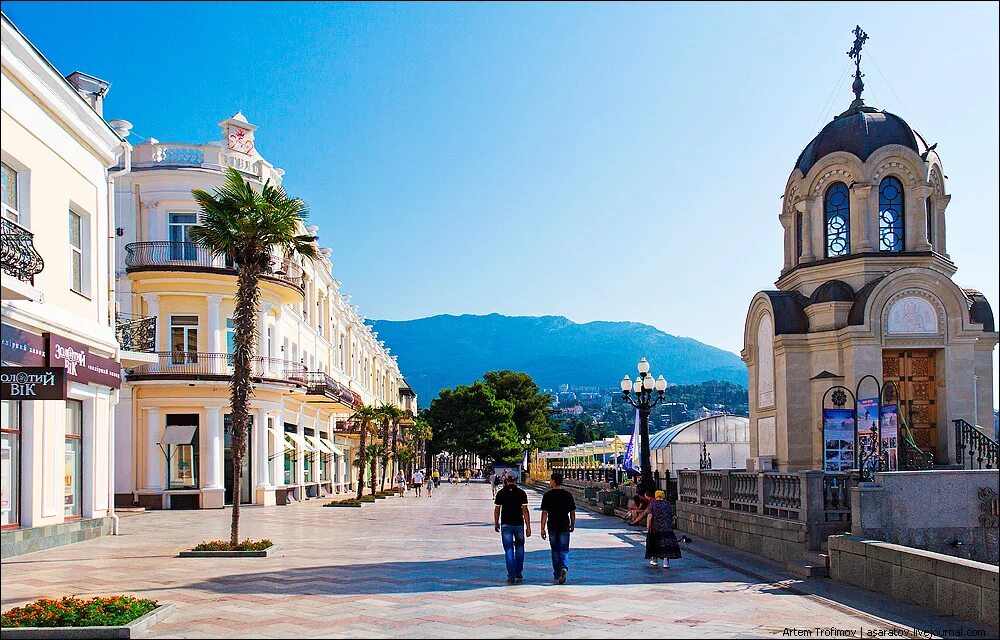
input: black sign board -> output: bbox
[0,367,67,400]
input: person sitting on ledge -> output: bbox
[626,492,651,526]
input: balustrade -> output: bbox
[1,217,44,285]
[730,471,759,513]
[126,351,304,382]
[954,419,998,470]
[115,313,156,353]
[124,242,304,292]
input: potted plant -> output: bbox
[179,538,275,558]
[0,596,175,639]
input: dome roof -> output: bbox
[795,105,929,176]
[809,279,855,305]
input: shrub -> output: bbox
[190,539,272,552]
[1,595,157,628]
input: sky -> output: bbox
[5,2,998,375]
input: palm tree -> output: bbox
[377,404,404,491]
[349,405,379,500]
[409,417,433,471]
[368,444,387,494]
[190,167,316,547]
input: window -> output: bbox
[69,211,84,293]
[223,415,252,504]
[795,211,803,259]
[1,400,21,528]
[303,427,314,481]
[166,414,199,489]
[226,318,236,359]
[64,400,83,518]
[878,176,904,252]
[1,162,19,223]
[824,182,850,258]
[925,197,934,247]
[283,423,296,484]
[319,433,331,482]
[168,213,197,260]
[170,316,199,364]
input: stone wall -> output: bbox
[675,502,847,565]
[828,534,998,629]
[852,469,999,564]
[1,517,112,559]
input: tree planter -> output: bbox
[178,545,276,558]
[0,604,175,640]
[324,501,363,508]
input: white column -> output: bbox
[256,408,270,487]
[204,407,223,489]
[145,407,163,491]
[296,419,306,486]
[271,420,285,488]
[850,183,874,253]
[207,294,223,373]
[311,414,320,484]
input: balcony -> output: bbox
[125,351,305,384]
[124,242,304,294]
[115,313,159,367]
[125,141,284,184]
[288,371,359,409]
[1,217,44,301]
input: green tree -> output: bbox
[349,405,379,499]
[425,382,520,464]
[189,167,316,546]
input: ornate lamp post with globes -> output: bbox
[620,357,667,494]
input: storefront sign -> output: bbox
[45,334,121,389]
[1,324,46,366]
[0,366,67,400]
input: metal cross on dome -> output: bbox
[846,25,869,104]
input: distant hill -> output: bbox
[369,314,747,402]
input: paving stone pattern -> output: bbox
[0,483,991,638]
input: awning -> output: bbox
[159,424,197,446]
[307,435,332,454]
[321,438,344,456]
[268,427,294,451]
[285,431,316,451]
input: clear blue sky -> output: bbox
[6,2,998,383]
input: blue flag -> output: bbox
[623,409,640,473]
[521,448,529,471]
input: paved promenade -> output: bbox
[1,482,992,638]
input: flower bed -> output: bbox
[1,596,157,628]
[179,539,275,558]
[191,539,272,552]
[324,500,362,507]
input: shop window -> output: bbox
[166,414,199,489]
[1,400,21,528]
[64,400,83,517]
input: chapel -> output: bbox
[742,28,997,471]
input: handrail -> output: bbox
[126,351,306,382]
[954,419,998,470]
[123,241,304,291]
[288,370,358,408]
[1,216,44,285]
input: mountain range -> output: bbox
[368,314,747,402]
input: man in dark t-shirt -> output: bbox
[540,472,576,584]
[493,475,531,584]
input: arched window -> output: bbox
[878,176,904,252]
[824,182,850,258]
[924,196,933,246]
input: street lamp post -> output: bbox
[520,433,532,483]
[620,357,667,494]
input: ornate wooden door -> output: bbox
[882,350,937,456]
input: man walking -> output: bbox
[412,468,425,497]
[493,475,531,584]
[540,472,575,584]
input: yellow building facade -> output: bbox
[112,113,414,509]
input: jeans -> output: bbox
[500,524,525,580]
[548,530,571,578]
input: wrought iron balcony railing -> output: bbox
[955,419,998,469]
[287,371,358,408]
[125,351,306,383]
[115,313,156,353]
[123,241,304,292]
[1,217,44,285]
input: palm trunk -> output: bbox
[355,424,368,500]
[229,266,262,547]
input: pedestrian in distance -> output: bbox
[493,474,531,584]
[412,468,425,497]
[395,470,407,497]
[426,473,434,497]
[645,490,682,568]
[432,469,440,487]
[492,472,502,497]
[540,472,576,585]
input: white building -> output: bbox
[112,112,414,510]
[1,13,133,556]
